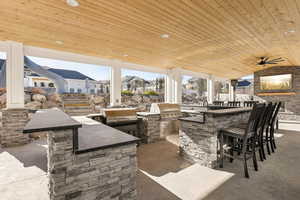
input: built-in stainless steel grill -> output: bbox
[103,108,139,137]
[150,103,182,138]
[150,103,181,119]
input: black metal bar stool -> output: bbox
[218,103,265,178]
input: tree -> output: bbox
[100,84,104,93]
[214,81,223,100]
[194,78,207,98]
[126,82,131,91]
[158,78,164,93]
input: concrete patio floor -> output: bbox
[0,124,300,200]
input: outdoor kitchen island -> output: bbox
[23,109,139,200]
[179,107,252,168]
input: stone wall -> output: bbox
[254,66,300,121]
[179,112,250,168]
[137,113,161,143]
[0,109,29,147]
[48,129,137,200]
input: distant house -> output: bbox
[122,75,150,94]
[24,67,110,94]
[183,77,207,96]
[0,59,109,94]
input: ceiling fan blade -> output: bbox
[263,57,269,62]
[271,57,282,60]
[266,62,279,64]
[270,57,284,62]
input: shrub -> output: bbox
[122,90,134,96]
[31,88,46,94]
[143,90,159,96]
[0,88,6,95]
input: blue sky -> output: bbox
[0,52,6,59]
[28,56,165,81]
[182,75,193,84]
[0,52,253,80]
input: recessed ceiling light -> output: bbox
[66,0,79,7]
[55,40,64,45]
[123,54,128,57]
[284,29,296,34]
[161,34,170,38]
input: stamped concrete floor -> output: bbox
[0,124,300,200]
[0,139,49,200]
[137,128,300,200]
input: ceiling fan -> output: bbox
[256,57,285,66]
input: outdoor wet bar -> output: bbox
[179,107,252,168]
[23,109,139,200]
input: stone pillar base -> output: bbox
[0,109,30,147]
[48,129,137,200]
[137,113,161,143]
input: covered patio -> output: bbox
[1,0,300,200]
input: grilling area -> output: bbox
[2,1,300,200]
[2,100,299,200]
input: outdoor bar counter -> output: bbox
[23,108,139,200]
[179,107,252,168]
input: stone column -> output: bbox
[110,65,122,106]
[0,109,29,147]
[47,129,73,200]
[137,113,161,143]
[6,41,25,109]
[48,129,137,200]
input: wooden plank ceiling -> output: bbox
[1,0,300,79]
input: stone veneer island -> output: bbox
[23,108,139,200]
[179,107,252,168]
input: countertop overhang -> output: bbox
[23,109,140,154]
[179,116,205,123]
[23,108,82,133]
[205,107,252,115]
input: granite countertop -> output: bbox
[87,113,104,117]
[23,108,82,133]
[23,109,140,153]
[181,104,207,107]
[76,123,139,154]
[179,116,205,123]
[181,109,206,113]
[136,112,160,116]
[205,107,252,115]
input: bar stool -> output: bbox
[243,101,258,107]
[228,101,241,107]
[213,101,224,106]
[218,103,266,178]
[267,102,281,152]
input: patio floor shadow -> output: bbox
[137,129,300,200]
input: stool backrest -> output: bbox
[228,101,241,107]
[270,102,281,128]
[243,101,258,107]
[242,103,266,153]
[258,103,274,136]
[213,101,224,106]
